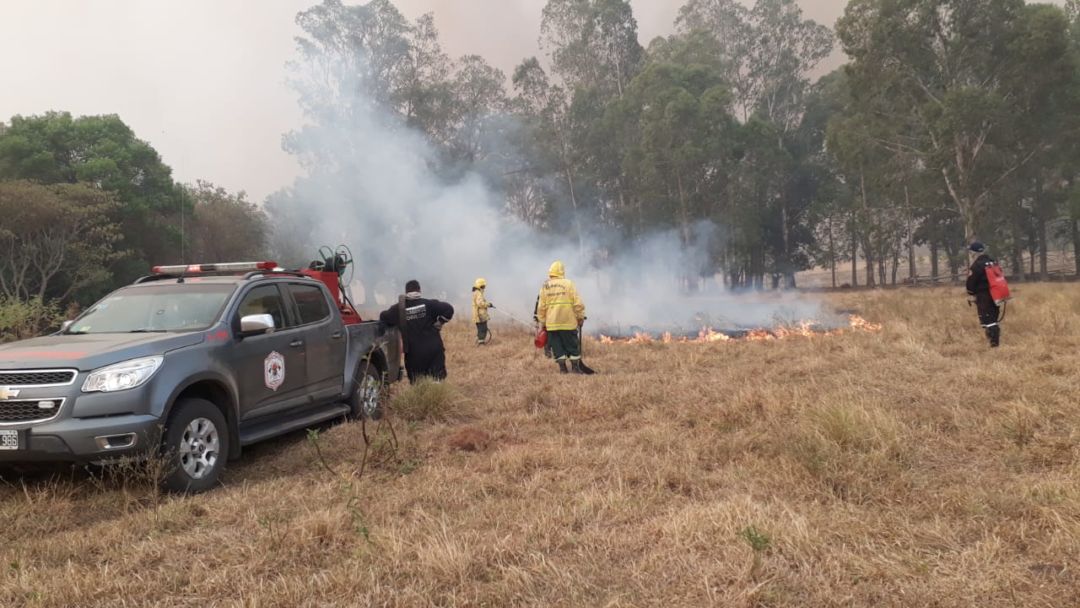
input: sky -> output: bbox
[0,0,853,203]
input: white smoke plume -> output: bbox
[272,58,831,333]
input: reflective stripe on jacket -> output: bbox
[537,277,584,331]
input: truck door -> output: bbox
[231,284,310,421]
[285,282,346,405]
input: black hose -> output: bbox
[998,301,1008,324]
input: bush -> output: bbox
[392,379,458,422]
[0,297,63,342]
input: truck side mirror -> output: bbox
[239,314,275,336]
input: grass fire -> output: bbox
[598,314,883,344]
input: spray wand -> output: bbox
[491,307,535,328]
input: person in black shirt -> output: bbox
[965,241,1001,348]
[379,280,455,382]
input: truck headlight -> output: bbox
[82,356,164,393]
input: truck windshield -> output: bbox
[68,284,235,334]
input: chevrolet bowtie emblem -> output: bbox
[0,387,20,400]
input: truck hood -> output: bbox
[0,332,205,371]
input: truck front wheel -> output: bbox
[349,363,384,421]
[161,398,229,493]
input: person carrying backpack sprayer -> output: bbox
[472,278,493,345]
[537,261,595,374]
[965,241,1011,348]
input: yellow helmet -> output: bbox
[548,261,565,278]
[474,278,487,289]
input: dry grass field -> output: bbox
[3,284,1080,607]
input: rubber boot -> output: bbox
[571,360,585,374]
[557,360,569,374]
[989,325,1001,348]
[576,360,596,375]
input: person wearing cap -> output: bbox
[378,279,455,382]
[471,278,493,345]
[965,241,1001,348]
[536,261,594,374]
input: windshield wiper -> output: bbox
[127,329,169,333]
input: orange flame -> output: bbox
[848,315,883,332]
[597,314,881,345]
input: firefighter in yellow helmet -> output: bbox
[536,261,593,374]
[472,278,493,345]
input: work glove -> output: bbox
[488,303,495,309]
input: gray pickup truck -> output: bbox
[0,266,399,492]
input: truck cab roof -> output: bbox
[131,271,320,288]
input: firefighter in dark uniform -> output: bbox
[965,241,1001,348]
[379,280,455,382]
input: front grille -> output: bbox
[0,370,77,386]
[0,400,62,424]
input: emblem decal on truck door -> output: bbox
[264,351,285,391]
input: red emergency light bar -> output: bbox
[151,261,279,274]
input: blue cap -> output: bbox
[969,241,986,253]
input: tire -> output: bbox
[160,398,229,494]
[349,362,384,421]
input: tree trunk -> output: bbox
[930,241,939,280]
[1012,242,1026,282]
[859,170,875,287]
[563,166,584,255]
[850,232,858,287]
[675,171,697,293]
[1036,181,1049,280]
[780,203,791,289]
[1039,226,1049,280]
[865,244,875,288]
[891,248,900,286]
[1073,220,1080,278]
[905,187,916,281]
[944,241,962,282]
[750,245,764,291]
[828,215,837,289]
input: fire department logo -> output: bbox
[264,351,285,391]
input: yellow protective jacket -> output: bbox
[537,262,585,331]
[472,289,491,323]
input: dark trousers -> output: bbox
[975,291,1001,346]
[548,330,581,361]
[405,350,447,384]
[476,322,489,341]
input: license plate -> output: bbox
[0,429,19,450]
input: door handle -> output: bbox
[330,331,343,339]
[289,339,304,348]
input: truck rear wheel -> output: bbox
[161,398,229,493]
[349,363,384,421]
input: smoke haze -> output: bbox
[281,58,832,332]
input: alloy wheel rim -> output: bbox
[179,417,220,479]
